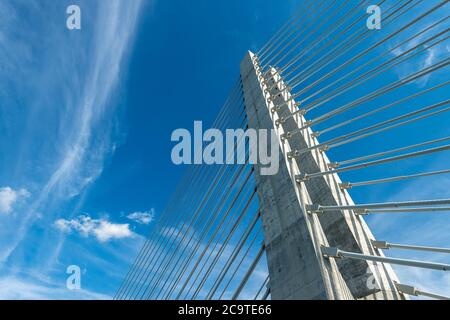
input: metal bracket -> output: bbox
[297,108,307,116]
[339,182,352,190]
[280,131,292,141]
[321,246,342,259]
[275,119,280,127]
[291,108,307,117]
[275,117,286,127]
[271,106,281,113]
[305,204,321,214]
[318,144,330,152]
[394,282,418,296]
[353,208,369,215]
[295,173,310,183]
[327,162,340,169]
[287,149,300,159]
[371,240,390,250]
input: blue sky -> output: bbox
[0,0,448,299]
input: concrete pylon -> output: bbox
[240,51,405,300]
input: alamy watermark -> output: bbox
[366,5,382,30]
[66,265,81,290]
[171,121,280,176]
[66,5,81,30]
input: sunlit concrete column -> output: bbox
[240,51,404,300]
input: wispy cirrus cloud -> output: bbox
[0,0,144,298]
[0,187,29,215]
[0,0,143,262]
[0,275,111,300]
[387,5,449,88]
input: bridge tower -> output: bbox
[241,51,404,300]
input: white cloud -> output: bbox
[0,187,29,215]
[127,210,155,225]
[0,276,110,300]
[54,215,133,242]
[0,0,143,264]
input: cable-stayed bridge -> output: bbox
[115,0,449,300]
